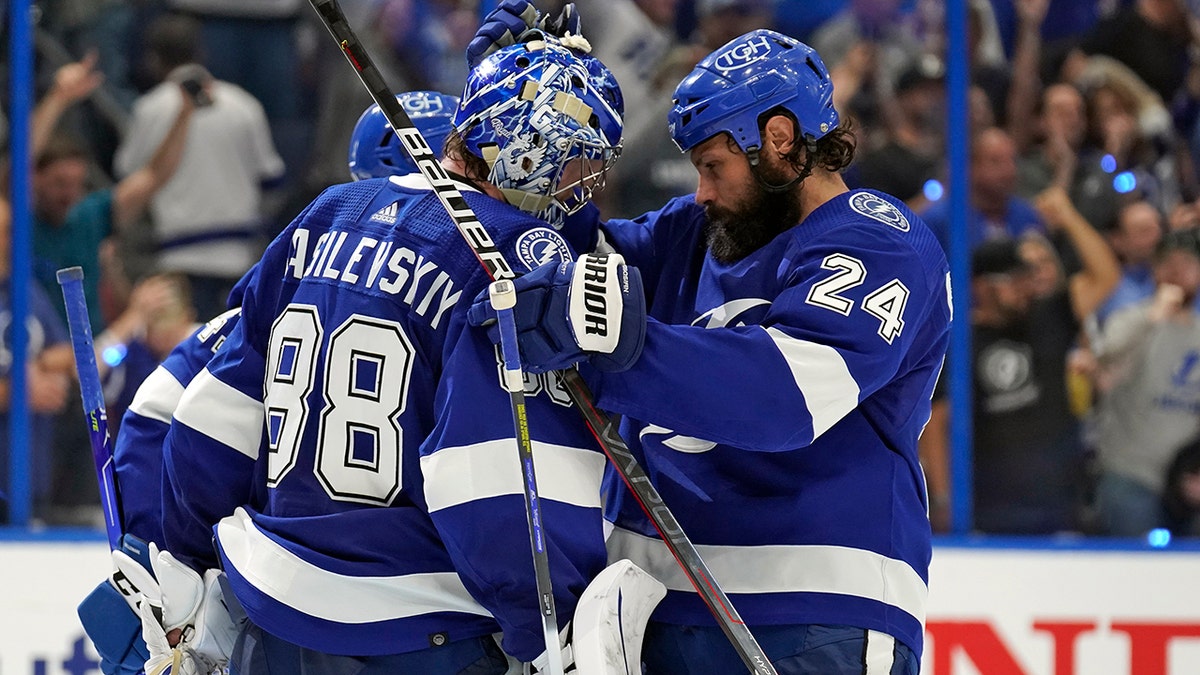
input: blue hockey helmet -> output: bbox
[347,90,460,180]
[453,36,624,225]
[668,30,839,157]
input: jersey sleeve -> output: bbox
[420,280,608,663]
[115,309,243,545]
[590,225,946,451]
[161,316,266,571]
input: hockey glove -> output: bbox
[466,0,583,68]
[133,545,241,675]
[77,534,154,675]
[468,253,645,374]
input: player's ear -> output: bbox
[762,115,796,156]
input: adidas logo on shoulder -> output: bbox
[370,201,400,225]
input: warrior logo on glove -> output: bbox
[468,253,646,374]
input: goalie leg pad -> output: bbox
[573,559,667,675]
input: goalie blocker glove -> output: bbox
[77,534,155,675]
[466,0,582,68]
[469,253,646,374]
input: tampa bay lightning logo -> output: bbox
[640,424,716,453]
[713,35,774,75]
[849,192,910,232]
[515,228,572,270]
[693,298,772,328]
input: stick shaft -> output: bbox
[56,266,122,550]
[490,280,564,675]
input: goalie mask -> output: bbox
[668,29,839,156]
[347,91,460,180]
[454,37,624,226]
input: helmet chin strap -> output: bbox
[746,138,817,194]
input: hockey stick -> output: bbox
[56,266,122,550]
[307,2,776,672]
[490,280,565,675]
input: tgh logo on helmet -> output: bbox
[713,34,774,74]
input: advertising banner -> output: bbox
[3,540,1200,674]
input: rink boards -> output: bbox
[2,533,1199,675]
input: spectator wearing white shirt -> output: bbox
[114,13,284,318]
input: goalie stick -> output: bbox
[56,266,123,550]
[491,280,566,675]
[307,2,777,672]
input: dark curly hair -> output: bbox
[807,119,858,173]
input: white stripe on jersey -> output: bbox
[865,630,897,674]
[174,368,263,460]
[128,366,186,424]
[421,439,605,513]
[389,172,480,193]
[763,327,860,440]
[217,507,491,623]
[607,527,926,625]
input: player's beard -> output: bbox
[703,161,803,264]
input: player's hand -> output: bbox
[467,0,539,68]
[137,545,241,675]
[467,253,645,373]
[466,0,583,68]
[541,3,581,40]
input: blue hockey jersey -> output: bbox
[113,306,242,546]
[590,189,951,660]
[160,174,608,661]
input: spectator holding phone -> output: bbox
[114,13,285,320]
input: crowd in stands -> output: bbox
[3,0,1200,538]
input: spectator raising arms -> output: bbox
[924,186,1119,535]
[32,55,196,333]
